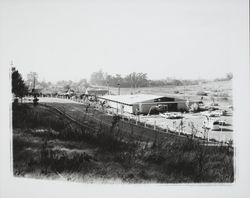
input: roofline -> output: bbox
[97,95,201,106]
[97,96,133,106]
[140,100,201,105]
[97,94,165,106]
[161,95,198,101]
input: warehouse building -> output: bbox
[98,94,198,115]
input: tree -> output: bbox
[63,84,71,91]
[90,70,105,85]
[73,79,89,93]
[190,103,199,112]
[125,72,148,89]
[226,73,233,80]
[26,72,38,89]
[12,67,28,101]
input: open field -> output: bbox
[12,100,234,183]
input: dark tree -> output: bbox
[226,73,233,80]
[12,67,28,101]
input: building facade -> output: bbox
[98,94,199,115]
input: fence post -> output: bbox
[144,121,147,128]
[154,129,160,149]
[154,120,156,130]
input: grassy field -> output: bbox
[12,102,234,183]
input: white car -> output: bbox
[160,112,183,119]
[204,120,220,130]
[201,110,222,117]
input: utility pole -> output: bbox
[107,81,110,95]
[117,83,120,95]
[10,60,14,74]
[33,76,36,90]
[130,75,133,94]
[184,84,186,99]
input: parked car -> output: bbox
[202,110,223,117]
[211,120,220,130]
[160,112,183,119]
[204,120,220,130]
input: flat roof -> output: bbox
[99,94,164,105]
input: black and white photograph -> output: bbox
[0,0,249,197]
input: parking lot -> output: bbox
[137,112,233,143]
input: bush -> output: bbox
[189,103,199,112]
[13,103,234,183]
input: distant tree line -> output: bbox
[90,70,209,88]
[214,73,233,82]
[24,72,90,94]
[12,67,233,98]
[90,70,148,88]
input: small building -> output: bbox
[85,88,109,96]
[98,94,199,115]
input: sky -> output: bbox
[0,0,245,82]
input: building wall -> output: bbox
[104,100,134,114]
[177,102,187,110]
[139,103,157,114]
[176,100,197,111]
[140,102,180,114]
[106,100,118,111]
[174,98,187,111]
[119,103,134,114]
[132,104,140,114]
[102,96,198,114]
[138,99,156,114]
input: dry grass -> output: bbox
[12,103,234,183]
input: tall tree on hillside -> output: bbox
[12,67,28,101]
